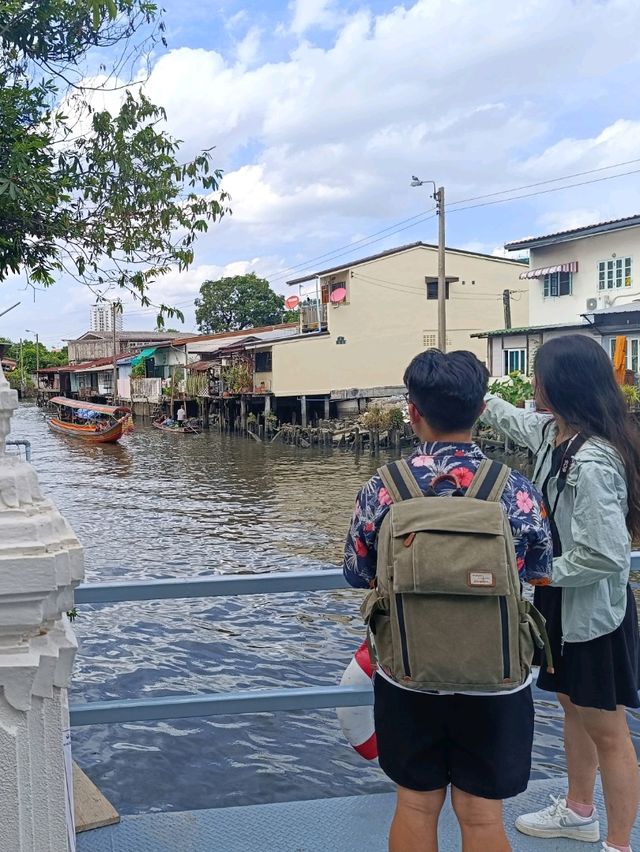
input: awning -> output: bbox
[519,261,578,280]
[130,347,157,366]
[50,397,131,416]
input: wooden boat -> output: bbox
[153,418,202,435]
[48,397,132,444]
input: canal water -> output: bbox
[9,404,640,815]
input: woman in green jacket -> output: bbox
[483,335,640,852]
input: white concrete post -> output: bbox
[0,363,84,852]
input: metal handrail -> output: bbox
[70,568,366,727]
[6,439,32,461]
[74,568,350,604]
[69,556,640,727]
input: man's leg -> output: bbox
[389,786,446,852]
[451,787,510,852]
[575,703,639,849]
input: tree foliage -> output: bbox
[1,338,68,372]
[194,273,295,333]
[0,1,229,323]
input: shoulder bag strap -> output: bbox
[465,458,511,503]
[377,459,423,503]
[549,433,587,518]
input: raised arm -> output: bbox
[481,395,553,454]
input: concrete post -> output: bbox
[301,396,307,428]
[0,363,84,851]
[324,396,330,422]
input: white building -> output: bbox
[90,303,123,333]
[506,214,640,327]
[475,214,640,378]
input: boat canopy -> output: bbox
[49,397,131,416]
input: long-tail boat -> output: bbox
[48,397,132,444]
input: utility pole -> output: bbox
[19,338,24,397]
[25,329,39,392]
[411,177,447,352]
[503,289,512,330]
[111,302,120,402]
[435,186,446,352]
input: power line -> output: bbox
[267,210,438,285]
[447,156,640,208]
[449,167,640,215]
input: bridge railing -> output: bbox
[70,568,372,727]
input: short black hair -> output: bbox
[403,349,489,432]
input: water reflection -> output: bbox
[10,404,639,815]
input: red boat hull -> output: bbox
[48,417,125,444]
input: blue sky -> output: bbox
[4,0,640,346]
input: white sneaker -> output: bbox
[602,845,633,852]
[515,795,600,842]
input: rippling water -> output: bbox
[9,404,640,815]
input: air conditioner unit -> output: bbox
[586,295,611,311]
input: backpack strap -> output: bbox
[465,459,511,503]
[377,460,423,503]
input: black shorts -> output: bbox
[373,674,534,800]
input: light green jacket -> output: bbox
[482,396,631,642]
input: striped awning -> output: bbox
[519,261,578,280]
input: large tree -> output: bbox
[195,273,294,333]
[0,1,229,324]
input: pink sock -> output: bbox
[605,844,631,852]
[566,797,594,818]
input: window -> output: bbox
[543,271,572,297]
[426,281,450,300]
[598,257,632,290]
[610,337,640,373]
[504,348,527,375]
[422,332,451,349]
[255,351,272,372]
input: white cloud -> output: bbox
[235,27,262,66]
[17,0,640,340]
[289,0,340,35]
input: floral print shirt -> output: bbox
[343,442,553,589]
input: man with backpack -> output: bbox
[343,349,553,852]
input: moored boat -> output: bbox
[48,397,132,444]
[153,417,201,435]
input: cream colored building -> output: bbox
[266,242,528,399]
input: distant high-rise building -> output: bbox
[90,303,123,333]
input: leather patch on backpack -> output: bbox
[467,571,496,588]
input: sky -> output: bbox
[4,0,640,346]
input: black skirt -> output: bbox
[535,584,640,711]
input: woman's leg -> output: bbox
[389,786,447,852]
[557,692,599,807]
[575,704,640,849]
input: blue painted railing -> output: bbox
[69,555,640,727]
[70,568,371,727]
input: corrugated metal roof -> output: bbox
[505,213,640,250]
[472,321,591,339]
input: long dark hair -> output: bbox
[534,334,640,538]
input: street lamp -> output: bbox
[25,330,39,389]
[411,175,447,352]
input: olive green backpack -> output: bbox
[361,458,552,693]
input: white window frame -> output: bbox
[504,348,527,375]
[543,271,572,298]
[598,257,632,290]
